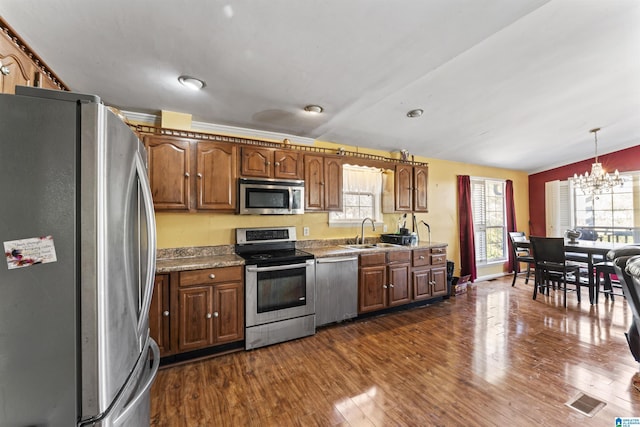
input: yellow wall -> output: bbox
[154,139,529,278]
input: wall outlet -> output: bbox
[383,224,388,232]
[303,226,310,236]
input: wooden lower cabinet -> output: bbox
[151,266,244,359]
[412,246,448,300]
[358,251,411,313]
[358,246,448,314]
[150,274,171,356]
[177,266,244,353]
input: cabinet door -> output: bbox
[274,150,303,180]
[0,35,36,93]
[395,164,413,211]
[150,274,171,356]
[305,154,325,210]
[178,286,213,352]
[412,268,432,301]
[324,156,343,211]
[431,266,448,297]
[413,165,429,212]
[388,263,411,306]
[241,146,272,178]
[213,282,244,344]
[145,135,191,210]
[197,142,237,210]
[358,265,387,313]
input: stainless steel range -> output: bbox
[235,226,315,350]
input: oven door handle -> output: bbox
[246,262,311,273]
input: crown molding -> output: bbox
[120,110,315,145]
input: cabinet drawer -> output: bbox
[431,247,446,255]
[388,250,411,264]
[179,266,242,287]
[431,254,446,265]
[359,252,386,267]
[412,249,431,267]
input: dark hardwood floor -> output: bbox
[151,275,640,426]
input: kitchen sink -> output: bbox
[340,243,403,250]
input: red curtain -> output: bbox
[457,175,476,282]
[505,179,517,273]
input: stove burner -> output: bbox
[250,254,272,260]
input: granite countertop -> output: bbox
[155,244,243,273]
[305,241,448,258]
[154,240,448,273]
[156,254,244,273]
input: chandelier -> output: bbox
[571,128,623,196]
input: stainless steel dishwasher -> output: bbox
[315,255,359,326]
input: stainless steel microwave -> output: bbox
[238,178,305,215]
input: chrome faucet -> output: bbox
[420,220,431,246]
[359,217,376,244]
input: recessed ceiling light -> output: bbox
[178,75,206,90]
[304,105,324,114]
[406,109,423,118]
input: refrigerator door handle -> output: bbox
[113,338,160,426]
[135,151,157,336]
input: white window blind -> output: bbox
[471,178,506,263]
[545,180,572,237]
[329,164,383,225]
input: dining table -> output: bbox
[524,239,634,304]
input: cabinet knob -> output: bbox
[266,161,271,166]
[209,273,216,279]
[213,312,219,318]
[389,283,394,288]
[419,255,425,260]
[206,313,212,319]
[184,172,190,177]
[320,182,325,186]
[0,64,9,76]
[197,173,203,178]
[162,310,169,317]
[383,284,388,289]
[274,162,280,166]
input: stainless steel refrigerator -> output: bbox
[0,86,159,426]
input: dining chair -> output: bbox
[530,236,582,308]
[594,260,623,302]
[508,232,534,287]
[609,247,640,362]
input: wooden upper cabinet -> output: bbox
[394,164,428,212]
[304,154,343,211]
[0,19,67,94]
[413,165,428,212]
[241,146,302,179]
[324,156,343,211]
[0,34,36,93]
[197,142,237,211]
[273,149,303,179]
[395,164,413,211]
[241,147,271,178]
[304,155,324,210]
[144,135,191,210]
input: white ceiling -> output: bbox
[2,0,639,173]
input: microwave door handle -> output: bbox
[288,187,293,213]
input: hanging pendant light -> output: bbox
[571,128,623,196]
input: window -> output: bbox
[329,164,383,226]
[471,178,507,264]
[570,172,640,243]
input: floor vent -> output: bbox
[565,392,606,417]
